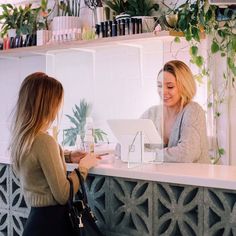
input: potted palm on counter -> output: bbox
[63,99,107,147]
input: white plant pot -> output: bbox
[52,16,80,32]
[96,7,105,24]
[37,30,52,46]
[135,16,156,33]
[8,29,16,38]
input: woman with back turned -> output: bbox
[9,72,99,236]
[141,60,208,163]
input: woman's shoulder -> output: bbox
[183,101,206,123]
[184,101,205,114]
[33,132,57,147]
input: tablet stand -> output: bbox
[127,131,144,168]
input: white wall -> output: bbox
[0,56,45,158]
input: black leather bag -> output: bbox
[67,169,104,236]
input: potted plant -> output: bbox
[103,0,159,32]
[102,0,129,16]
[0,4,40,47]
[126,0,159,32]
[63,99,107,147]
[36,0,55,45]
[0,4,19,38]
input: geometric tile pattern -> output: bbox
[2,163,236,236]
[9,212,28,236]
[204,188,236,236]
[0,209,9,236]
[85,175,110,232]
[153,183,204,236]
[0,164,9,210]
[109,177,153,236]
[9,168,29,215]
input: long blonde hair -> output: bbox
[10,72,64,172]
[162,60,196,110]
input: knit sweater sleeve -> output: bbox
[162,104,206,163]
[34,134,87,205]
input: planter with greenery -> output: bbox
[63,99,107,147]
[165,0,236,163]
[103,0,159,31]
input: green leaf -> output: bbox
[192,27,200,42]
[190,45,198,56]
[232,36,236,53]
[65,114,80,128]
[227,57,234,69]
[174,36,180,43]
[221,52,226,57]
[211,41,220,53]
[178,14,188,32]
[205,9,213,22]
[208,102,213,108]
[218,148,225,156]
[195,56,204,67]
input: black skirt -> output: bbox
[23,204,73,236]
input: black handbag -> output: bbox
[67,168,104,236]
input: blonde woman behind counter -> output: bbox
[141,60,208,163]
[9,72,99,236]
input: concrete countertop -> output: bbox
[67,157,236,190]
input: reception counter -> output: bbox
[1,157,236,236]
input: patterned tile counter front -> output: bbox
[1,161,236,236]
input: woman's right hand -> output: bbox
[79,153,100,170]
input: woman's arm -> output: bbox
[162,104,208,163]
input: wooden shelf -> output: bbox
[0,32,173,58]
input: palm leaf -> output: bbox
[64,99,108,146]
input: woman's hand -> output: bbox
[70,150,87,163]
[79,153,100,170]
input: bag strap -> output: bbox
[67,177,74,208]
[74,168,88,204]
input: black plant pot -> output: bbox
[31,34,37,46]
[9,37,15,48]
[25,34,32,47]
[15,35,23,48]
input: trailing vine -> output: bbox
[168,0,236,163]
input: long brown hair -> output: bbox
[10,72,64,172]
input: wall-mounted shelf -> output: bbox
[0,32,175,58]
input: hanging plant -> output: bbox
[165,0,236,163]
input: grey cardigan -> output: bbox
[141,102,209,163]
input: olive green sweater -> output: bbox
[17,132,88,207]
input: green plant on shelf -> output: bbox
[0,3,40,37]
[63,99,108,146]
[102,0,129,16]
[103,0,159,17]
[125,0,159,16]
